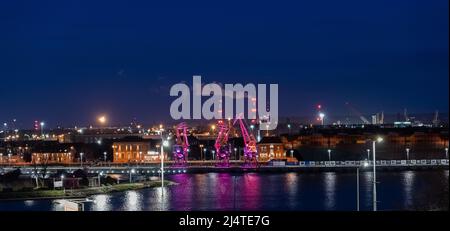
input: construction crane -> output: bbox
[345,102,370,124]
[172,122,190,166]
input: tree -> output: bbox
[31,154,49,188]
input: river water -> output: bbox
[0,170,448,211]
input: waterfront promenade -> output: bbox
[1,159,448,175]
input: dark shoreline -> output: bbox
[0,180,176,201]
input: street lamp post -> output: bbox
[372,137,383,211]
[80,153,84,168]
[129,169,135,183]
[61,175,65,195]
[319,113,325,126]
[357,166,360,211]
[40,122,45,138]
[199,144,204,161]
[406,148,410,161]
[160,133,169,196]
[234,148,238,160]
[445,148,448,159]
[103,152,107,165]
[366,149,370,160]
[98,172,103,186]
[327,149,331,161]
[287,124,291,135]
[160,141,164,197]
[290,150,294,158]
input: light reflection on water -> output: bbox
[284,173,299,210]
[123,191,142,211]
[402,171,415,208]
[0,170,447,211]
[323,172,337,210]
[92,195,111,211]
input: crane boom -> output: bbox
[345,102,370,124]
[233,115,258,167]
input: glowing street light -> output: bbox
[371,136,383,211]
[366,149,370,160]
[40,122,45,137]
[61,175,65,194]
[445,147,448,159]
[406,148,410,161]
[199,144,204,161]
[327,149,332,161]
[80,152,84,168]
[98,116,107,124]
[129,169,136,183]
[160,133,169,200]
[319,113,325,126]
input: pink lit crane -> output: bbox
[214,120,232,167]
[172,122,190,166]
[213,116,258,168]
[233,117,258,168]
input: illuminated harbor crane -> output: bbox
[214,116,259,168]
[214,120,232,167]
[172,122,190,166]
[233,116,258,168]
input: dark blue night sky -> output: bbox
[0,0,448,128]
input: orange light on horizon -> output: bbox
[98,115,107,124]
